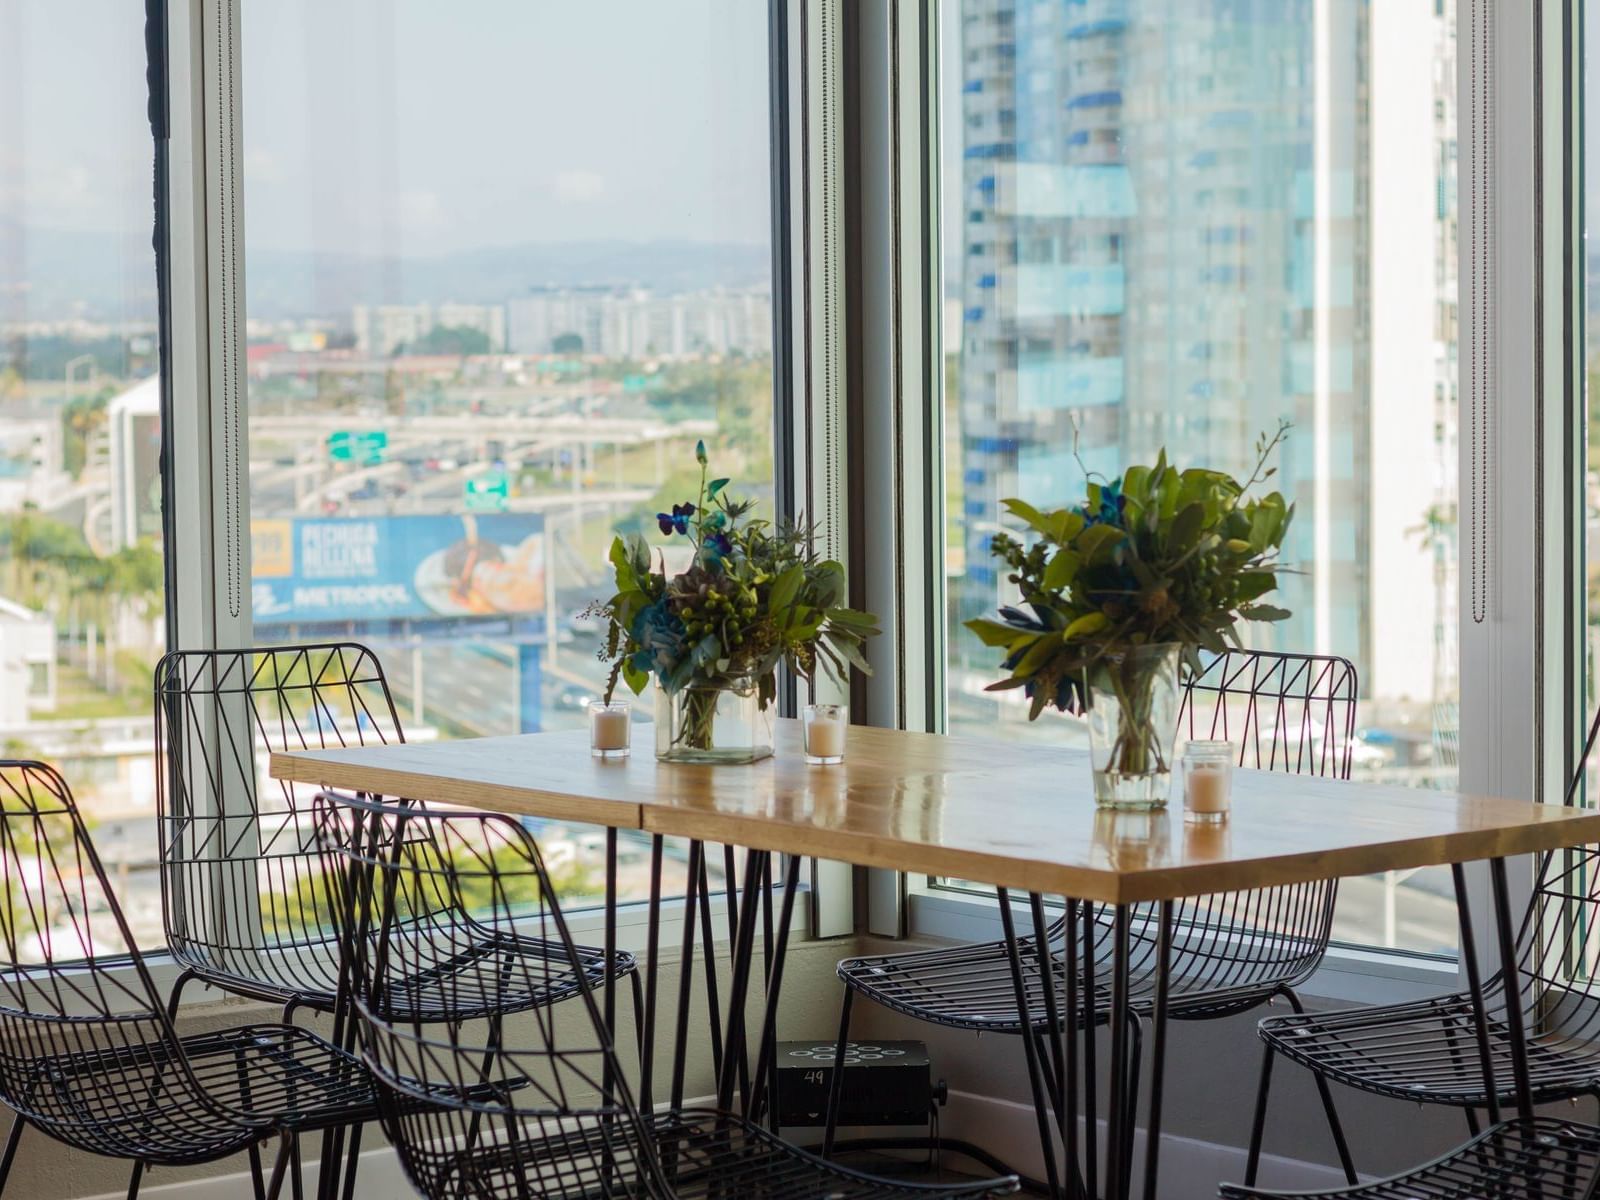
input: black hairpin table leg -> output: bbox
[998,887,1066,1200]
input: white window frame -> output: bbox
[141,0,1579,1002]
[873,0,1572,1001]
[136,0,833,999]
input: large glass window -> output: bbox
[940,0,1460,954]
[0,2,166,943]
[241,0,775,905]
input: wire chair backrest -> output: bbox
[1120,649,1359,998]
[1179,649,1359,778]
[1521,701,1600,1039]
[153,643,404,1000]
[0,762,229,1147]
[314,791,663,1200]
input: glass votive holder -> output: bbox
[803,703,848,765]
[588,699,632,759]
[1182,740,1234,823]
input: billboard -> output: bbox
[251,513,546,625]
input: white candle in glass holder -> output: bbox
[1182,740,1233,822]
[804,704,848,763]
[589,702,632,757]
[1185,765,1230,814]
[808,717,846,757]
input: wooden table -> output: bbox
[273,719,1600,903]
[272,719,1600,1200]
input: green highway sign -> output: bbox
[464,470,510,512]
[327,430,388,466]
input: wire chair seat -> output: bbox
[1259,983,1600,1108]
[838,901,1332,1034]
[378,925,633,1025]
[7,1022,377,1165]
[391,1107,1017,1199]
[1222,1118,1600,1200]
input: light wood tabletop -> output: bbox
[270,719,1600,904]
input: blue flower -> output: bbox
[1078,477,1127,527]
[629,599,686,677]
[656,502,697,536]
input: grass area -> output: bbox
[50,653,155,721]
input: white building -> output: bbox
[506,288,772,358]
[0,416,68,514]
[0,596,56,725]
[107,376,162,552]
[353,303,507,355]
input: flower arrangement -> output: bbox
[966,424,1294,803]
[591,442,880,758]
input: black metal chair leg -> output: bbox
[163,968,196,1023]
[1282,987,1357,1185]
[264,1132,296,1200]
[338,1122,363,1200]
[0,1113,25,1193]
[1243,1042,1275,1187]
[289,1134,304,1200]
[248,1142,267,1200]
[822,986,854,1157]
[127,1160,144,1200]
[1465,1106,1482,1138]
[629,969,646,1072]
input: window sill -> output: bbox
[53,887,812,1020]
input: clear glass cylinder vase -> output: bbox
[1084,642,1182,810]
[655,679,774,764]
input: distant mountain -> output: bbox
[245,239,772,321]
[0,221,160,324]
[1,220,771,323]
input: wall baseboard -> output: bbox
[84,1092,1358,1200]
[940,1089,1364,1200]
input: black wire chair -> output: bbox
[825,649,1361,1181]
[152,643,640,1196]
[314,789,1019,1199]
[1225,1118,1600,1200]
[1242,698,1600,1187]
[0,760,381,1200]
[154,641,640,1020]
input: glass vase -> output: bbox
[1084,642,1182,810]
[655,679,774,764]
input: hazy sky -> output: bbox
[3,0,772,259]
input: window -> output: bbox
[0,2,166,943]
[239,0,776,906]
[939,0,1460,955]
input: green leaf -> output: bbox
[1062,611,1111,640]
[768,562,805,616]
[1238,603,1292,622]
[1000,497,1061,538]
[1015,634,1061,675]
[1168,502,1204,552]
[1042,549,1080,591]
[608,537,636,591]
[1122,464,1151,503]
[708,478,730,497]
[1050,510,1086,543]
[825,630,874,676]
[966,617,1027,648]
[1075,523,1124,564]
[622,661,650,695]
